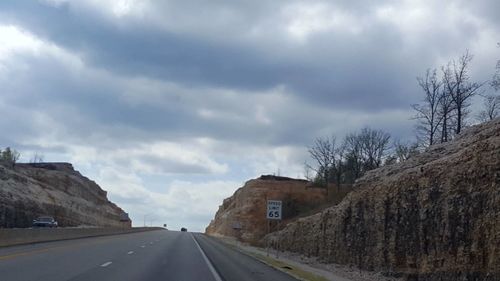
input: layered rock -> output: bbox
[0,162,130,228]
[206,175,327,243]
[265,119,500,280]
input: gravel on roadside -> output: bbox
[213,235,403,281]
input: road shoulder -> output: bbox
[209,235,401,281]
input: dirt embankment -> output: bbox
[265,119,500,281]
[206,175,329,243]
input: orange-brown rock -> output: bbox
[266,119,500,281]
[205,175,327,243]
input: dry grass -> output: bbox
[248,251,330,281]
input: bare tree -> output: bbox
[477,43,500,122]
[340,128,390,182]
[30,152,44,164]
[307,136,336,195]
[357,127,391,170]
[393,140,419,162]
[306,128,391,187]
[332,142,346,188]
[493,62,500,91]
[492,43,500,91]
[0,147,20,168]
[412,69,443,146]
[384,155,397,166]
[343,133,363,183]
[477,94,500,122]
[439,66,457,143]
[303,161,313,181]
[444,50,485,135]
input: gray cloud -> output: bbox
[3,0,493,114]
[1,0,496,152]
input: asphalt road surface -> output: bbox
[0,230,298,281]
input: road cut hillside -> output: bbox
[266,118,500,281]
[206,175,327,243]
[0,162,129,228]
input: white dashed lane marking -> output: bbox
[101,262,112,267]
[127,251,134,255]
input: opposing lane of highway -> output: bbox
[0,230,297,281]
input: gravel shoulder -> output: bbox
[213,235,403,281]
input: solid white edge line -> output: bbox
[191,234,223,281]
[100,262,112,267]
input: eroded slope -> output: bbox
[266,119,500,281]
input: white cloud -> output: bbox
[0,25,83,67]
[95,165,239,232]
[0,25,41,60]
[284,2,363,41]
[39,0,149,18]
[128,142,229,175]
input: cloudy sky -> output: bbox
[1,0,498,231]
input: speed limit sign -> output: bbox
[266,200,282,220]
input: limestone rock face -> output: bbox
[0,162,130,228]
[266,119,500,281]
[205,175,327,243]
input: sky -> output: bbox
[0,0,499,232]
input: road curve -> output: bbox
[0,229,297,281]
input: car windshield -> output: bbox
[1,2,498,281]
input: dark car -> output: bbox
[32,216,58,228]
[180,227,187,232]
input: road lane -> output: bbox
[68,231,216,281]
[0,230,297,281]
[193,234,298,281]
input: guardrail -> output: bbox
[0,227,164,247]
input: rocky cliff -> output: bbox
[206,175,327,243]
[265,119,500,280]
[0,162,130,228]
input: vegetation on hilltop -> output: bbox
[0,147,20,168]
[305,48,499,195]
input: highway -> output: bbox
[0,230,297,281]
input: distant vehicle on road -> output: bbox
[32,216,58,228]
[181,227,187,232]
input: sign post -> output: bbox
[266,200,282,220]
[266,200,282,258]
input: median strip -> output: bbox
[0,227,164,248]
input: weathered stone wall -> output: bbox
[266,119,500,280]
[206,175,328,243]
[0,162,130,228]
